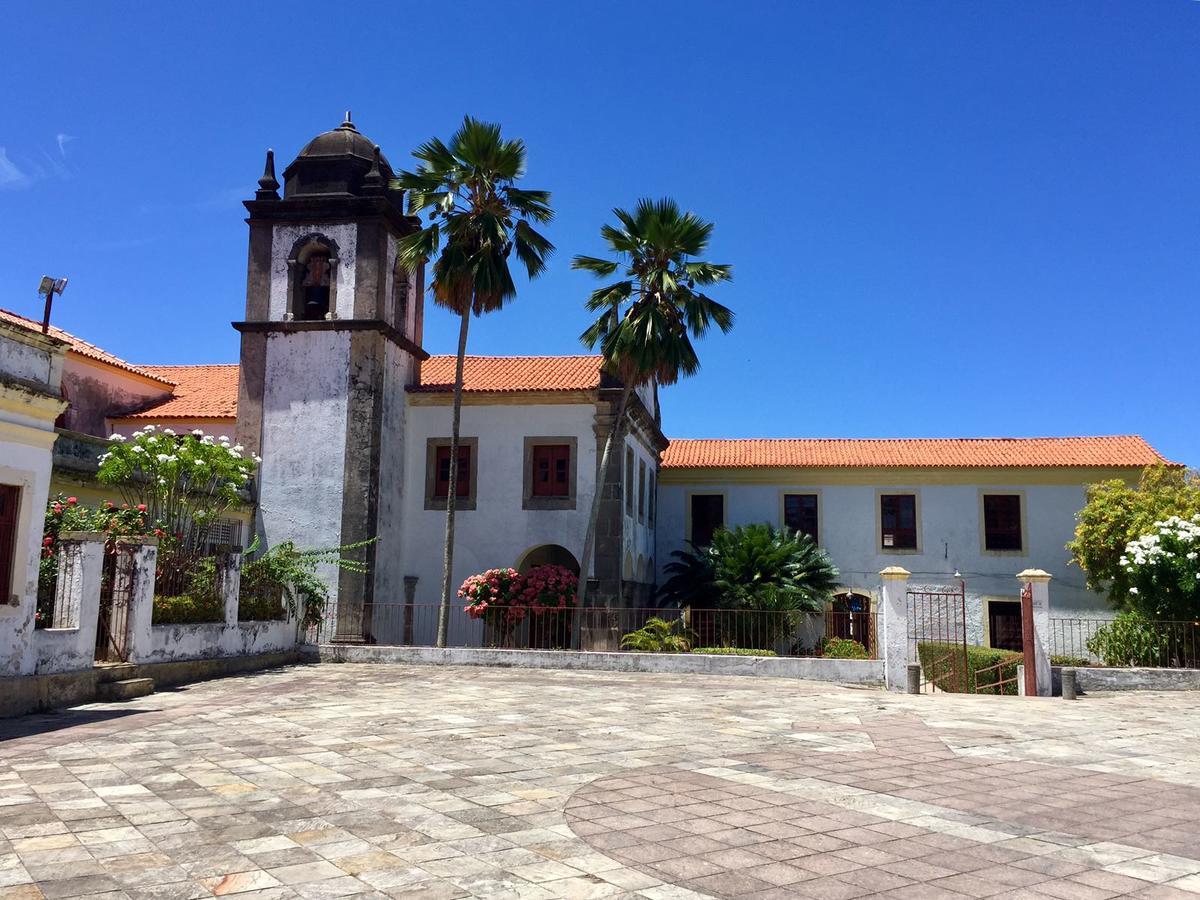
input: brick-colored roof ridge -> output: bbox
[0,307,175,386]
[411,354,604,393]
[660,435,1169,469]
[117,363,240,421]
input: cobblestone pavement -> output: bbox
[2,665,1200,900]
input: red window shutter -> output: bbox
[532,445,570,497]
[0,486,18,602]
[434,446,471,498]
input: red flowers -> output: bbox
[460,564,578,622]
[136,503,147,512]
[66,497,77,505]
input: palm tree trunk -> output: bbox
[574,382,633,649]
[436,310,471,648]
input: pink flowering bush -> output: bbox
[460,564,579,645]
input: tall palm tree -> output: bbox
[393,117,554,647]
[573,198,733,622]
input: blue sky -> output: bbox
[3,2,1197,465]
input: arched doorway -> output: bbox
[828,591,874,654]
[514,545,580,650]
[516,544,580,575]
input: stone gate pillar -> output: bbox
[1017,568,1053,697]
[122,539,158,664]
[216,549,243,626]
[879,566,911,692]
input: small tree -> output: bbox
[393,116,554,648]
[96,426,257,554]
[1068,465,1200,605]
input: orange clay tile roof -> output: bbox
[0,307,176,386]
[411,355,604,393]
[660,436,1168,470]
[116,365,240,421]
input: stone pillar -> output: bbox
[879,566,911,692]
[1017,568,1053,697]
[52,532,105,629]
[121,539,158,664]
[216,549,243,626]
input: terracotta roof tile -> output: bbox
[0,307,175,386]
[117,365,239,421]
[661,436,1168,470]
[411,355,603,393]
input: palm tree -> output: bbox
[393,117,554,647]
[573,198,734,623]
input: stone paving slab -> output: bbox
[1,664,1199,899]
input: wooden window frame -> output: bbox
[981,492,1027,555]
[878,491,920,553]
[522,437,577,510]
[687,491,726,547]
[424,437,478,511]
[780,492,820,545]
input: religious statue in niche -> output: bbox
[302,252,331,319]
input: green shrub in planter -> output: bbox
[153,593,223,625]
[820,637,869,660]
[916,642,1021,695]
[691,647,777,657]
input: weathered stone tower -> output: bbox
[235,115,426,639]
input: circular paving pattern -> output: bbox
[565,715,1200,898]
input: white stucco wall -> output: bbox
[656,476,1108,619]
[268,223,359,320]
[257,330,351,621]
[399,400,599,642]
[0,337,55,385]
[622,434,658,587]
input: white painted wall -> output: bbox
[268,223,359,320]
[656,477,1107,618]
[399,401,598,642]
[0,326,66,676]
[256,330,350,626]
[622,434,658,586]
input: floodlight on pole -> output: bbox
[37,276,68,334]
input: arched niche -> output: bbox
[287,233,340,321]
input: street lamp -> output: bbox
[37,276,68,334]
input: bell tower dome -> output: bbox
[234,115,426,640]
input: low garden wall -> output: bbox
[1072,666,1200,692]
[318,644,885,685]
[141,619,299,664]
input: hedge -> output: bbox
[153,593,223,625]
[820,637,870,660]
[916,642,1021,695]
[691,647,777,657]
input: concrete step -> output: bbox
[95,678,155,702]
[94,662,137,684]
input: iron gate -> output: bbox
[907,581,969,693]
[95,545,135,663]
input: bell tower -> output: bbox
[235,114,426,639]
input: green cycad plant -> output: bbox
[659,524,839,649]
[573,198,734,628]
[393,117,554,647]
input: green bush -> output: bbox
[916,642,1021,695]
[691,647,776,657]
[621,617,692,653]
[153,592,223,625]
[820,637,869,660]
[1051,654,1091,668]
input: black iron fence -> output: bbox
[1049,617,1200,669]
[317,603,879,659]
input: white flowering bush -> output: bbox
[1118,514,1200,620]
[97,426,260,554]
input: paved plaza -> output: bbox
[1,665,1199,900]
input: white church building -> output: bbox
[0,117,1172,660]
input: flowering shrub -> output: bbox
[1118,514,1200,620]
[460,565,579,644]
[514,564,578,612]
[97,426,258,555]
[461,568,521,622]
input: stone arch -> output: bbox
[287,233,341,321]
[516,543,580,575]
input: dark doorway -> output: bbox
[988,600,1023,651]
